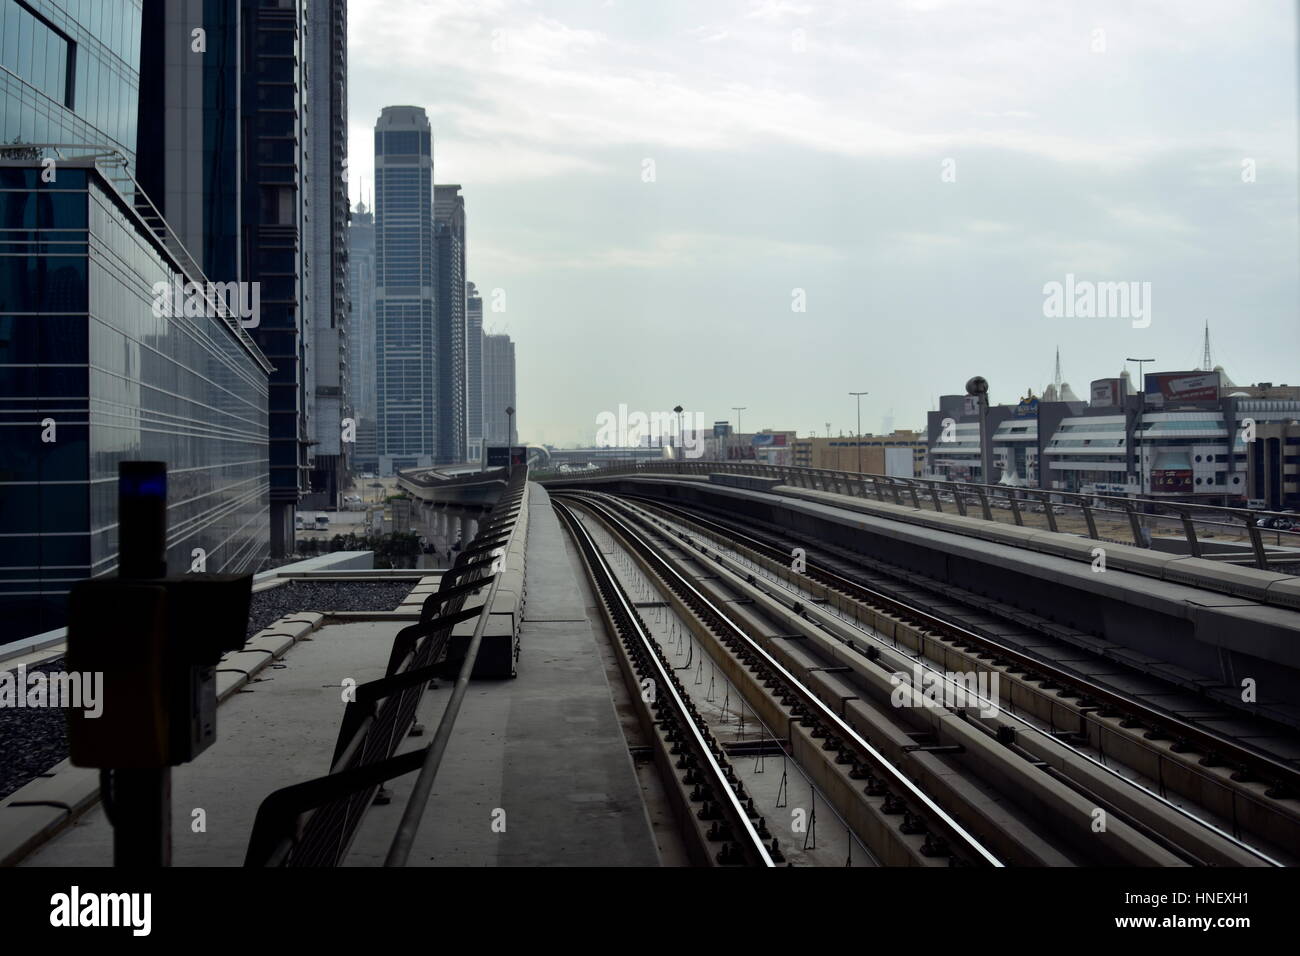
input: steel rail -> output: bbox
[603,492,1283,867]
[559,493,1003,867]
[621,494,1300,803]
[555,500,775,867]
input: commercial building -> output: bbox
[434,184,467,464]
[482,332,516,447]
[374,105,436,475]
[305,0,350,509]
[0,0,273,642]
[238,0,313,553]
[347,200,378,473]
[793,431,926,476]
[465,281,484,464]
[925,368,1300,507]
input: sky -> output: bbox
[347,0,1300,447]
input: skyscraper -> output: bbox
[0,0,271,641]
[348,200,378,472]
[306,0,350,506]
[374,105,436,475]
[466,281,484,464]
[434,184,466,464]
[240,0,312,554]
[482,332,517,447]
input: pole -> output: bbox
[1126,358,1154,498]
[850,391,868,474]
[732,406,746,463]
[114,462,172,867]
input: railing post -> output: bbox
[1122,501,1146,548]
[908,483,921,510]
[928,482,943,513]
[1041,494,1059,534]
[1008,490,1023,526]
[1079,499,1099,539]
[1245,514,1269,570]
[952,487,968,517]
[1177,507,1201,559]
[872,477,884,501]
[974,486,992,520]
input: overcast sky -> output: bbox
[347,0,1299,446]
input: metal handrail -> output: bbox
[536,459,1299,570]
[243,468,529,866]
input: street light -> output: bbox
[731,406,746,463]
[965,376,992,484]
[1126,358,1154,497]
[849,391,868,474]
[673,404,683,460]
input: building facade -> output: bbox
[305,0,349,508]
[0,161,271,641]
[482,332,516,447]
[240,0,311,554]
[926,370,1300,507]
[465,280,483,464]
[434,184,466,464]
[347,200,377,472]
[792,431,926,476]
[374,105,436,475]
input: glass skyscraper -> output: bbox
[466,280,483,464]
[374,105,436,476]
[434,183,466,464]
[482,332,516,447]
[0,0,272,641]
[347,199,377,473]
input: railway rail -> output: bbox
[601,491,1296,864]
[557,493,1004,867]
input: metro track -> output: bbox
[556,489,1292,866]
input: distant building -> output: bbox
[925,368,1300,505]
[347,201,378,472]
[466,282,484,464]
[482,333,517,447]
[434,185,467,464]
[374,106,437,475]
[793,432,926,476]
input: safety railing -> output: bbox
[535,459,1299,570]
[244,468,529,866]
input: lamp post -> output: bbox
[1126,358,1154,497]
[505,406,515,477]
[673,404,683,460]
[732,406,746,463]
[849,391,868,474]
[965,376,991,484]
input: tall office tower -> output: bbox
[482,333,517,447]
[347,200,378,472]
[465,281,484,464]
[241,0,312,554]
[305,0,350,507]
[136,0,240,284]
[374,105,436,475]
[434,184,466,464]
[0,0,272,642]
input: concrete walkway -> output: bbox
[348,484,660,865]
